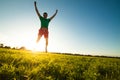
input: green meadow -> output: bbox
[0,48,120,80]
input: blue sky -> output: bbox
[0,0,120,56]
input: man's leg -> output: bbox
[36,29,42,43]
[45,38,48,53]
[36,35,42,43]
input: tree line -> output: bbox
[0,43,26,50]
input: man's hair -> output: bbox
[43,12,48,15]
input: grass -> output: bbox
[0,48,120,80]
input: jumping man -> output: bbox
[34,1,58,52]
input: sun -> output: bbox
[24,37,46,52]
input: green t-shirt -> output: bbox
[39,16,50,29]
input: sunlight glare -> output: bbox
[25,37,46,52]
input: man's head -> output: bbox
[43,12,48,19]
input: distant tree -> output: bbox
[0,43,4,48]
[19,46,26,50]
[4,46,11,49]
[12,47,16,49]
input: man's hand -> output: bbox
[34,1,37,5]
[56,9,58,13]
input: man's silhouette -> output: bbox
[34,1,58,52]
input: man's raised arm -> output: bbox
[50,10,58,20]
[34,1,41,17]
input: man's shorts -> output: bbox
[38,28,49,38]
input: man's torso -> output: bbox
[39,16,50,29]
